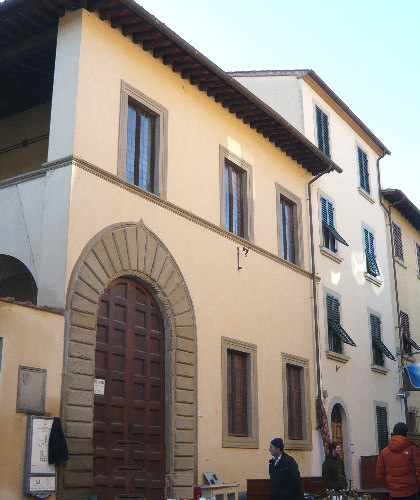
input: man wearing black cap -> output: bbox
[269,437,305,500]
[376,422,420,500]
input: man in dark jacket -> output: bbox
[322,441,348,491]
[376,422,420,500]
[269,437,304,500]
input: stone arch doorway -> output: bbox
[94,277,166,499]
[59,221,196,500]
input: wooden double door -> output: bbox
[93,278,166,500]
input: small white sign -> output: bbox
[94,378,105,395]
[30,476,55,491]
[30,418,55,474]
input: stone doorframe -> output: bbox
[59,220,197,500]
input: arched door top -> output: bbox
[60,220,196,500]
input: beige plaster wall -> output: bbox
[385,206,420,416]
[0,302,64,500]
[66,163,316,488]
[48,9,312,263]
[0,103,50,180]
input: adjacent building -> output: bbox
[231,70,405,485]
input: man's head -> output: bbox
[392,422,408,437]
[328,441,341,457]
[269,437,284,458]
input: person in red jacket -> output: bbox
[376,422,420,499]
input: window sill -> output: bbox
[396,258,407,269]
[283,438,312,451]
[358,187,375,204]
[325,350,350,363]
[320,246,343,264]
[364,272,382,287]
[222,435,258,449]
[371,364,389,375]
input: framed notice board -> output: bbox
[24,416,56,498]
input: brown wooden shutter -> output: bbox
[286,364,303,440]
[227,350,248,436]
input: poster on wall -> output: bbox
[25,416,56,499]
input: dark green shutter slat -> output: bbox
[372,335,396,361]
[376,406,389,452]
[401,312,420,350]
[358,148,370,193]
[330,322,357,346]
[321,197,328,223]
[323,222,349,246]
[364,229,380,276]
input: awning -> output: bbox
[372,336,396,361]
[322,222,348,246]
[329,321,356,346]
[403,363,420,391]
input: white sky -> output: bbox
[137,0,420,208]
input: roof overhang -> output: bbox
[382,189,420,232]
[229,69,390,158]
[0,0,341,176]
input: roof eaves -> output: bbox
[382,189,420,233]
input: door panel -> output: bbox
[94,278,165,499]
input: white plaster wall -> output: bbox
[233,73,404,485]
[232,75,305,133]
[0,166,72,308]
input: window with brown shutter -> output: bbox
[222,337,258,448]
[286,364,303,440]
[227,349,248,436]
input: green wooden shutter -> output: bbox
[376,406,389,452]
[358,147,370,193]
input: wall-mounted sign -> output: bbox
[25,416,56,498]
[94,378,105,395]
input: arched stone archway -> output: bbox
[59,220,196,500]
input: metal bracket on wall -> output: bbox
[237,246,249,270]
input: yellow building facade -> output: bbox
[0,2,346,499]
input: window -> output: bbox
[326,294,356,354]
[392,222,404,262]
[286,364,303,439]
[315,105,330,157]
[220,147,253,241]
[282,353,312,450]
[401,311,420,354]
[364,228,380,277]
[358,147,370,194]
[279,196,296,263]
[222,337,258,448]
[370,313,396,367]
[376,405,389,452]
[320,197,348,253]
[227,350,248,436]
[417,243,420,275]
[224,161,245,237]
[118,82,168,197]
[126,101,156,191]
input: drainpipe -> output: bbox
[377,156,407,420]
[308,166,334,425]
